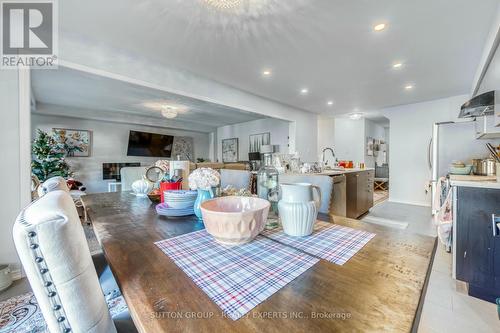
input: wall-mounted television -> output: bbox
[127,130,174,157]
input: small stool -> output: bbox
[374,178,389,191]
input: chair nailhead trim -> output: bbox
[25,224,72,333]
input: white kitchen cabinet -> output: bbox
[474,115,500,139]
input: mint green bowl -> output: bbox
[449,165,473,175]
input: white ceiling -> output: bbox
[31,66,267,131]
[58,0,499,115]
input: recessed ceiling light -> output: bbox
[327,101,334,106]
[349,112,363,120]
[262,69,271,77]
[405,84,414,90]
[373,23,386,31]
[393,62,403,69]
[300,88,309,95]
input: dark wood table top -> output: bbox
[82,191,436,333]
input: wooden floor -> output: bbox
[374,189,389,205]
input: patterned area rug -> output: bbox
[0,292,126,333]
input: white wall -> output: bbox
[380,94,500,206]
[0,70,22,272]
[59,39,318,161]
[216,118,290,162]
[333,118,365,164]
[364,120,387,168]
[317,116,336,165]
[32,113,210,193]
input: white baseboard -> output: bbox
[388,199,431,207]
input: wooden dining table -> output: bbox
[82,191,436,333]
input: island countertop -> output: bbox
[83,191,435,333]
[285,168,374,176]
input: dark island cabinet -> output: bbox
[346,170,374,219]
[455,186,500,303]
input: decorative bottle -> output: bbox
[257,145,279,227]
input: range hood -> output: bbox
[458,90,497,118]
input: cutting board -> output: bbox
[449,175,498,182]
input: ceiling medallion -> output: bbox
[204,0,242,10]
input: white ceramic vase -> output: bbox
[132,177,153,197]
[278,183,322,237]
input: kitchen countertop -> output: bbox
[282,168,374,176]
[449,174,500,189]
[314,168,374,176]
[450,180,500,189]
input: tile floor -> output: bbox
[363,201,499,333]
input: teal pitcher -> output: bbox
[194,188,214,220]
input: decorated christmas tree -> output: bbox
[31,129,72,182]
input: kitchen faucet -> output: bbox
[322,147,337,166]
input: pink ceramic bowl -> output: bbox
[200,196,270,246]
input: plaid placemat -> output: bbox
[155,230,319,320]
[261,221,375,265]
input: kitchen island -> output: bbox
[312,168,375,218]
[83,191,435,333]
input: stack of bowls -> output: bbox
[164,190,197,209]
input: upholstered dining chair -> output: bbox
[13,190,136,333]
[120,166,148,191]
[220,169,252,190]
[278,174,333,214]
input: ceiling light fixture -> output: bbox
[373,23,386,31]
[405,84,414,90]
[161,105,178,119]
[262,69,271,77]
[349,112,363,120]
[393,62,403,69]
[204,0,241,10]
[300,88,309,95]
[327,101,334,106]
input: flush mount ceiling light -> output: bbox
[405,84,414,90]
[204,0,242,10]
[373,23,386,31]
[327,101,334,106]
[393,62,403,69]
[349,112,363,120]
[300,88,309,95]
[161,105,178,119]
